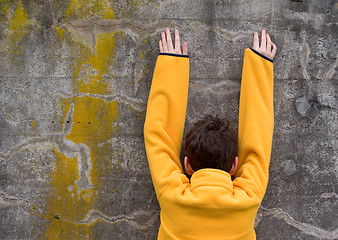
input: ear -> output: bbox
[184,156,195,175]
[228,156,238,176]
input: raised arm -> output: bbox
[234,30,277,200]
[144,29,189,195]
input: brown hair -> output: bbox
[184,115,238,172]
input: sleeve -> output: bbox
[144,53,190,196]
[234,48,274,200]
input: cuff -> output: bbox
[159,53,189,58]
[249,48,273,63]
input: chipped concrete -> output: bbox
[295,96,312,116]
[0,0,337,239]
[79,209,160,230]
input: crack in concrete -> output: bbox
[300,37,310,80]
[0,191,26,207]
[190,79,240,94]
[78,209,160,230]
[61,17,250,102]
[64,17,174,42]
[320,192,338,198]
[313,192,338,205]
[324,53,338,83]
[283,10,325,29]
[133,63,147,97]
[62,103,74,136]
[63,17,251,42]
[53,90,146,111]
[256,206,338,239]
[0,134,93,193]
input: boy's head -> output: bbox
[184,115,238,176]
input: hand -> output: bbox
[159,28,188,55]
[252,29,277,60]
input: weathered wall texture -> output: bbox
[0,0,337,239]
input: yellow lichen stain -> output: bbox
[65,0,117,19]
[1,2,9,15]
[31,120,36,131]
[45,149,93,239]
[72,31,123,95]
[131,0,157,6]
[65,96,119,145]
[3,0,30,55]
[45,27,122,238]
[55,26,65,39]
[140,52,145,60]
[27,204,39,215]
[9,0,29,32]
[117,159,121,174]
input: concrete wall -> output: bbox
[0,0,337,239]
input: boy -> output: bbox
[144,28,277,239]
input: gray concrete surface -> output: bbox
[0,0,337,239]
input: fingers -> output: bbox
[260,29,266,50]
[174,29,181,54]
[271,42,277,57]
[159,28,188,55]
[182,42,188,55]
[266,33,272,51]
[161,32,168,52]
[165,28,174,51]
[253,32,259,50]
[159,40,163,53]
[252,29,277,60]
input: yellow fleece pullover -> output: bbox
[144,49,274,240]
